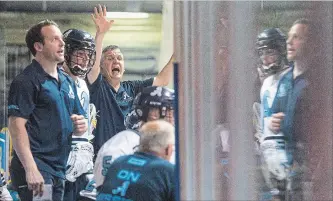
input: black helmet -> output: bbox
[133,86,174,122]
[63,29,96,77]
[124,109,142,130]
[256,28,288,75]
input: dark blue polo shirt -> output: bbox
[97,152,175,201]
[273,68,309,141]
[270,65,310,163]
[88,74,153,154]
[8,59,86,179]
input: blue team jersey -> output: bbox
[97,152,175,201]
[8,59,86,179]
[274,67,309,142]
[266,65,310,163]
[88,74,153,154]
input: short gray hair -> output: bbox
[138,120,175,153]
[100,45,121,67]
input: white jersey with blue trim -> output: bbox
[260,67,291,141]
[72,78,92,144]
[94,129,140,187]
[260,67,291,183]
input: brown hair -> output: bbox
[25,19,59,56]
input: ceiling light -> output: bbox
[106,12,149,19]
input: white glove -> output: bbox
[260,134,289,180]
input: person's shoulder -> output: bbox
[121,78,149,86]
[110,129,139,142]
[12,63,38,84]
[147,155,174,171]
[99,130,138,151]
[279,66,292,77]
[59,69,75,84]
[112,153,134,164]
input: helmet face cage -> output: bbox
[133,87,174,122]
[63,29,96,77]
[256,28,287,75]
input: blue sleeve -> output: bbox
[7,77,36,119]
[131,78,154,95]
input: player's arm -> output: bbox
[93,148,110,187]
[87,4,114,85]
[8,116,44,196]
[153,54,174,86]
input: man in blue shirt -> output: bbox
[97,120,175,201]
[268,18,322,200]
[8,19,88,201]
[88,5,174,154]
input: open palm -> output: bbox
[91,4,114,34]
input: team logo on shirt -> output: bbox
[277,82,291,98]
[150,87,162,97]
[68,85,75,99]
[122,92,133,102]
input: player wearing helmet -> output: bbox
[94,86,174,187]
[256,28,292,201]
[79,86,174,200]
[62,29,96,78]
[61,28,98,201]
[256,28,289,83]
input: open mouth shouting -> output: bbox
[111,65,121,75]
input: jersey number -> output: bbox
[102,156,113,176]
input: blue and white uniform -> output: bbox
[260,66,291,190]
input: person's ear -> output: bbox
[34,42,43,53]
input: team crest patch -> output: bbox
[122,92,133,102]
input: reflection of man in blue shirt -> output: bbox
[8,20,87,201]
[87,5,174,154]
[97,120,175,201]
[268,19,320,200]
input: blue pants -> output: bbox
[10,157,65,201]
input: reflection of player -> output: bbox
[97,120,175,201]
[253,28,290,147]
[256,28,291,200]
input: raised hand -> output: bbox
[91,4,114,34]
